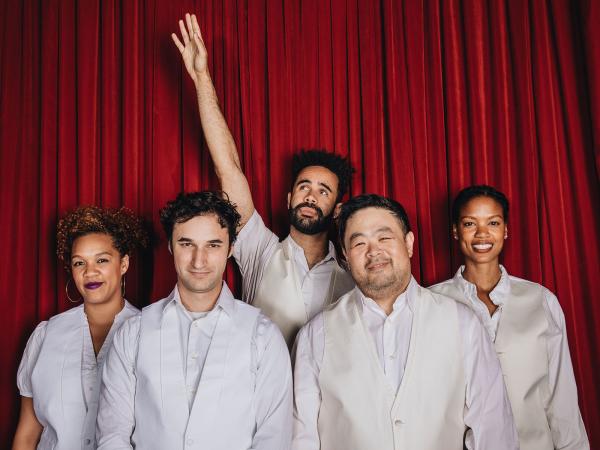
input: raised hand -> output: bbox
[171,13,208,84]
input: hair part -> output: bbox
[291,149,354,202]
[56,206,149,271]
[451,185,509,224]
[338,194,412,249]
[159,191,241,245]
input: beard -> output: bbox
[288,202,334,235]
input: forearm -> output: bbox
[193,70,254,223]
[12,397,42,450]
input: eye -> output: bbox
[208,243,221,249]
[379,236,392,241]
[462,221,475,227]
[352,241,365,248]
[97,258,109,264]
[490,220,501,226]
[179,242,193,247]
[299,184,310,191]
[320,189,329,197]
[72,260,84,267]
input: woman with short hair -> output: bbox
[430,185,589,450]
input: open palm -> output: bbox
[172,13,208,83]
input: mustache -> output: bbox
[293,202,324,217]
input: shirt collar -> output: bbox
[453,264,510,306]
[163,281,236,318]
[284,234,338,265]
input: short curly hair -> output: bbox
[291,149,354,202]
[56,206,149,270]
[159,191,241,245]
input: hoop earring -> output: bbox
[121,275,126,299]
[65,278,82,303]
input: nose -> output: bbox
[303,189,317,204]
[83,263,100,276]
[191,248,207,268]
[474,224,489,237]
[366,241,382,258]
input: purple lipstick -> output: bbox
[84,282,103,290]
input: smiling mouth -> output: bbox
[84,282,103,290]
[366,261,390,271]
[472,243,493,252]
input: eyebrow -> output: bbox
[71,251,112,259]
[177,237,226,244]
[295,178,333,193]
[461,214,504,220]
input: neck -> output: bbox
[364,278,411,316]
[289,227,330,269]
[84,296,124,325]
[462,261,502,294]
[177,281,223,313]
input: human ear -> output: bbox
[120,254,130,275]
[333,203,342,219]
[405,231,415,257]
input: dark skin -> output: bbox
[453,196,508,317]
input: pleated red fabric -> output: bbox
[1,0,599,445]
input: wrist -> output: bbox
[194,70,212,87]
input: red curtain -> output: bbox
[1,0,599,445]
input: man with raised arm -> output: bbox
[172,14,354,347]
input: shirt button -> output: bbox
[394,419,403,426]
[84,438,91,445]
[191,353,198,359]
[187,438,194,445]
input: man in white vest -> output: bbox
[96,191,292,450]
[172,13,355,347]
[293,194,519,450]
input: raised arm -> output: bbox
[172,13,254,228]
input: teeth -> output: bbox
[473,244,492,250]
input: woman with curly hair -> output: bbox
[13,206,148,450]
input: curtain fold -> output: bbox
[1,0,599,445]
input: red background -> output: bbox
[1,0,599,446]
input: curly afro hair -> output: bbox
[56,206,149,270]
[159,191,241,245]
[291,149,354,202]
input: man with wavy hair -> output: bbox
[172,14,354,347]
[97,192,292,449]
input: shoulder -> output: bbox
[421,285,463,308]
[46,304,84,325]
[428,277,457,294]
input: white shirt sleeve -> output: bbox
[543,289,590,449]
[291,315,324,450]
[96,315,140,450]
[16,321,48,397]
[459,303,519,450]
[251,313,293,450]
[232,210,280,303]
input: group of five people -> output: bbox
[12,12,588,450]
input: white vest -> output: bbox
[132,289,260,449]
[31,303,137,450]
[317,287,466,450]
[431,276,553,450]
[253,239,353,347]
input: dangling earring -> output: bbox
[121,275,126,299]
[65,278,82,303]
